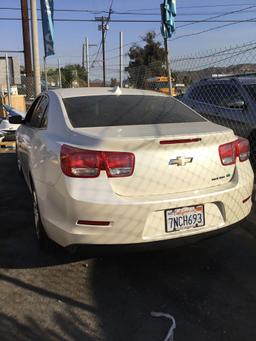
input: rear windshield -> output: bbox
[63,95,205,128]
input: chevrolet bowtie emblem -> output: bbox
[169,156,193,166]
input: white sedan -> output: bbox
[10,87,254,250]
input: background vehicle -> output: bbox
[182,76,256,167]
[11,88,253,251]
[146,76,177,96]
[0,117,19,141]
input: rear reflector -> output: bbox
[160,138,201,145]
[61,145,135,178]
[77,220,110,226]
[219,138,250,166]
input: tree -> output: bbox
[126,31,167,89]
[61,64,88,88]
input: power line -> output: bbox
[176,4,256,30]
[186,45,256,71]
[2,4,256,14]
[172,41,256,62]
[0,6,110,14]
[90,0,114,84]
[89,5,256,60]
[177,3,256,9]
[172,16,256,42]
[3,17,256,23]
[113,4,256,11]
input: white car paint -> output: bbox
[16,87,254,248]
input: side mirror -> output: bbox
[227,100,246,110]
[9,115,23,124]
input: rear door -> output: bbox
[184,84,222,122]
[19,95,48,183]
[209,83,249,137]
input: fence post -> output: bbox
[58,58,62,88]
[164,38,172,96]
[86,38,90,87]
[5,53,11,107]
[119,32,123,88]
[44,57,48,91]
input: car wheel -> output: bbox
[32,188,52,250]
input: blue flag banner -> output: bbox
[40,0,55,57]
[161,0,176,39]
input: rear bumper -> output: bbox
[36,161,254,247]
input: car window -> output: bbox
[40,110,48,128]
[63,95,205,128]
[189,83,243,108]
[189,86,212,103]
[30,96,48,128]
[214,84,243,108]
[244,84,256,102]
[25,97,42,123]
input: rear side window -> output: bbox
[189,83,243,108]
[29,96,48,128]
[189,86,211,102]
[244,84,256,101]
[63,95,205,128]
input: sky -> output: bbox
[1,0,256,80]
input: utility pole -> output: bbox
[83,38,97,87]
[86,38,90,87]
[119,32,123,88]
[160,1,176,96]
[44,57,48,91]
[101,17,106,87]
[5,54,11,107]
[20,0,32,76]
[96,16,109,87]
[164,38,172,96]
[82,43,85,69]
[30,0,41,96]
[58,58,62,88]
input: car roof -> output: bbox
[198,76,256,85]
[49,87,167,99]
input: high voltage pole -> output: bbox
[20,0,32,76]
[30,0,41,96]
[101,17,106,87]
[96,16,109,87]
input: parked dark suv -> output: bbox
[182,76,256,166]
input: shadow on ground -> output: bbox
[0,153,82,268]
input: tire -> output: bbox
[32,188,52,251]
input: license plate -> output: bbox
[165,205,205,233]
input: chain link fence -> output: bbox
[0,41,254,254]
[121,41,256,165]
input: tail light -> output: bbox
[235,138,250,162]
[219,138,250,166]
[61,145,135,178]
